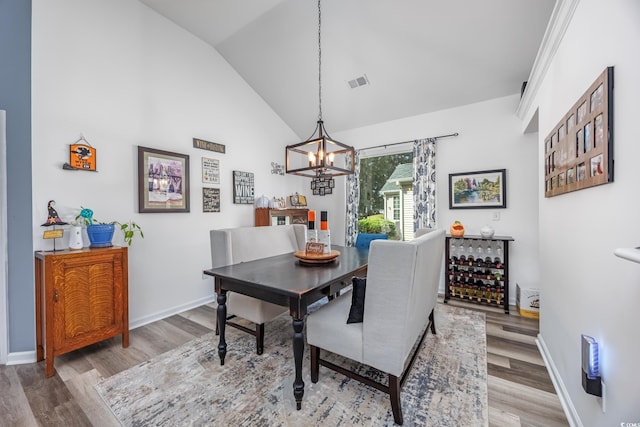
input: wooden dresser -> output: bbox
[34,246,129,377]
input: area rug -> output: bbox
[95,303,487,426]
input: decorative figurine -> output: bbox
[41,200,68,251]
[41,200,68,226]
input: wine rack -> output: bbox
[444,234,513,314]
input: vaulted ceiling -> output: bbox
[139,0,555,139]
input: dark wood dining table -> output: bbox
[203,245,369,410]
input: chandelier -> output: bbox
[285,0,354,179]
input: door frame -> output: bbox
[1,110,8,363]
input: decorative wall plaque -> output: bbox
[232,171,254,204]
[203,187,220,212]
[544,67,613,197]
[193,138,225,154]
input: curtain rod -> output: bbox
[358,132,459,152]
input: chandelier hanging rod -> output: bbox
[284,0,355,178]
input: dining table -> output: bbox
[203,244,369,410]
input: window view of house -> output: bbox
[358,152,413,240]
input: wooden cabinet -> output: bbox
[444,234,513,314]
[255,208,309,227]
[35,247,129,377]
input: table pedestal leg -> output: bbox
[292,317,305,410]
[217,291,227,365]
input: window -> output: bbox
[358,151,412,240]
[392,195,400,221]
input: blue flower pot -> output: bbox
[87,224,115,248]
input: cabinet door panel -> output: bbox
[53,253,123,351]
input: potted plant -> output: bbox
[76,207,144,247]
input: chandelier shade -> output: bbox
[285,0,355,179]
[286,120,354,178]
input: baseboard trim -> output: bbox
[6,350,37,365]
[3,295,217,366]
[129,295,216,330]
[536,334,582,427]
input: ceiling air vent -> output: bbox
[347,74,369,89]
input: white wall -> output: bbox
[31,0,304,330]
[530,0,640,424]
[335,94,540,303]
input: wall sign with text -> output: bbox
[203,187,220,212]
[232,171,254,204]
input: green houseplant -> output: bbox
[76,207,144,247]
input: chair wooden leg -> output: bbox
[310,345,320,383]
[429,309,436,335]
[256,323,265,355]
[389,374,403,425]
[215,316,219,336]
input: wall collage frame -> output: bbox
[544,67,614,198]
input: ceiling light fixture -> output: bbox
[285,0,354,179]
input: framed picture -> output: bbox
[449,169,506,209]
[289,194,307,207]
[544,67,613,198]
[202,187,220,213]
[68,139,97,171]
[232,171,254,204]
[138,146,190,213]
[202,157,220,184]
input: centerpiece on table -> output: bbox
[76,207,143,248]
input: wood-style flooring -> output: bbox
[0,299,568,426]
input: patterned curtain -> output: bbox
[344,151,360,246]
[413,138,437,231]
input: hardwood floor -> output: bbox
[0,301,568,426]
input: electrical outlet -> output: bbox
[492,211,500,221]
[599,381,606,413]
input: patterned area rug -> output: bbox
[95,303,487,426]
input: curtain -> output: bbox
[344,150,360,246]
[413,138,437,231]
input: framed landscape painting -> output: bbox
[449,169,506,209]
[138,146,190,213]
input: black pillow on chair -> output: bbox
[347,277,367,324]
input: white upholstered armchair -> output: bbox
[210,224,306,354]
[307,229,445,425]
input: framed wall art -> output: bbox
[66,135,97,171]
[449,169,506,209]
[202,157,220,184]
[138,146,190,213]
[544,67,613,197]
[232,170,254,204]
[289,193,307,207]
[202,187,220,213]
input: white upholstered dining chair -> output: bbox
[210,224,306,354]
[307,228,445,425]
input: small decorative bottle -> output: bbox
[306,210,317,243]
[318,211,331,254]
